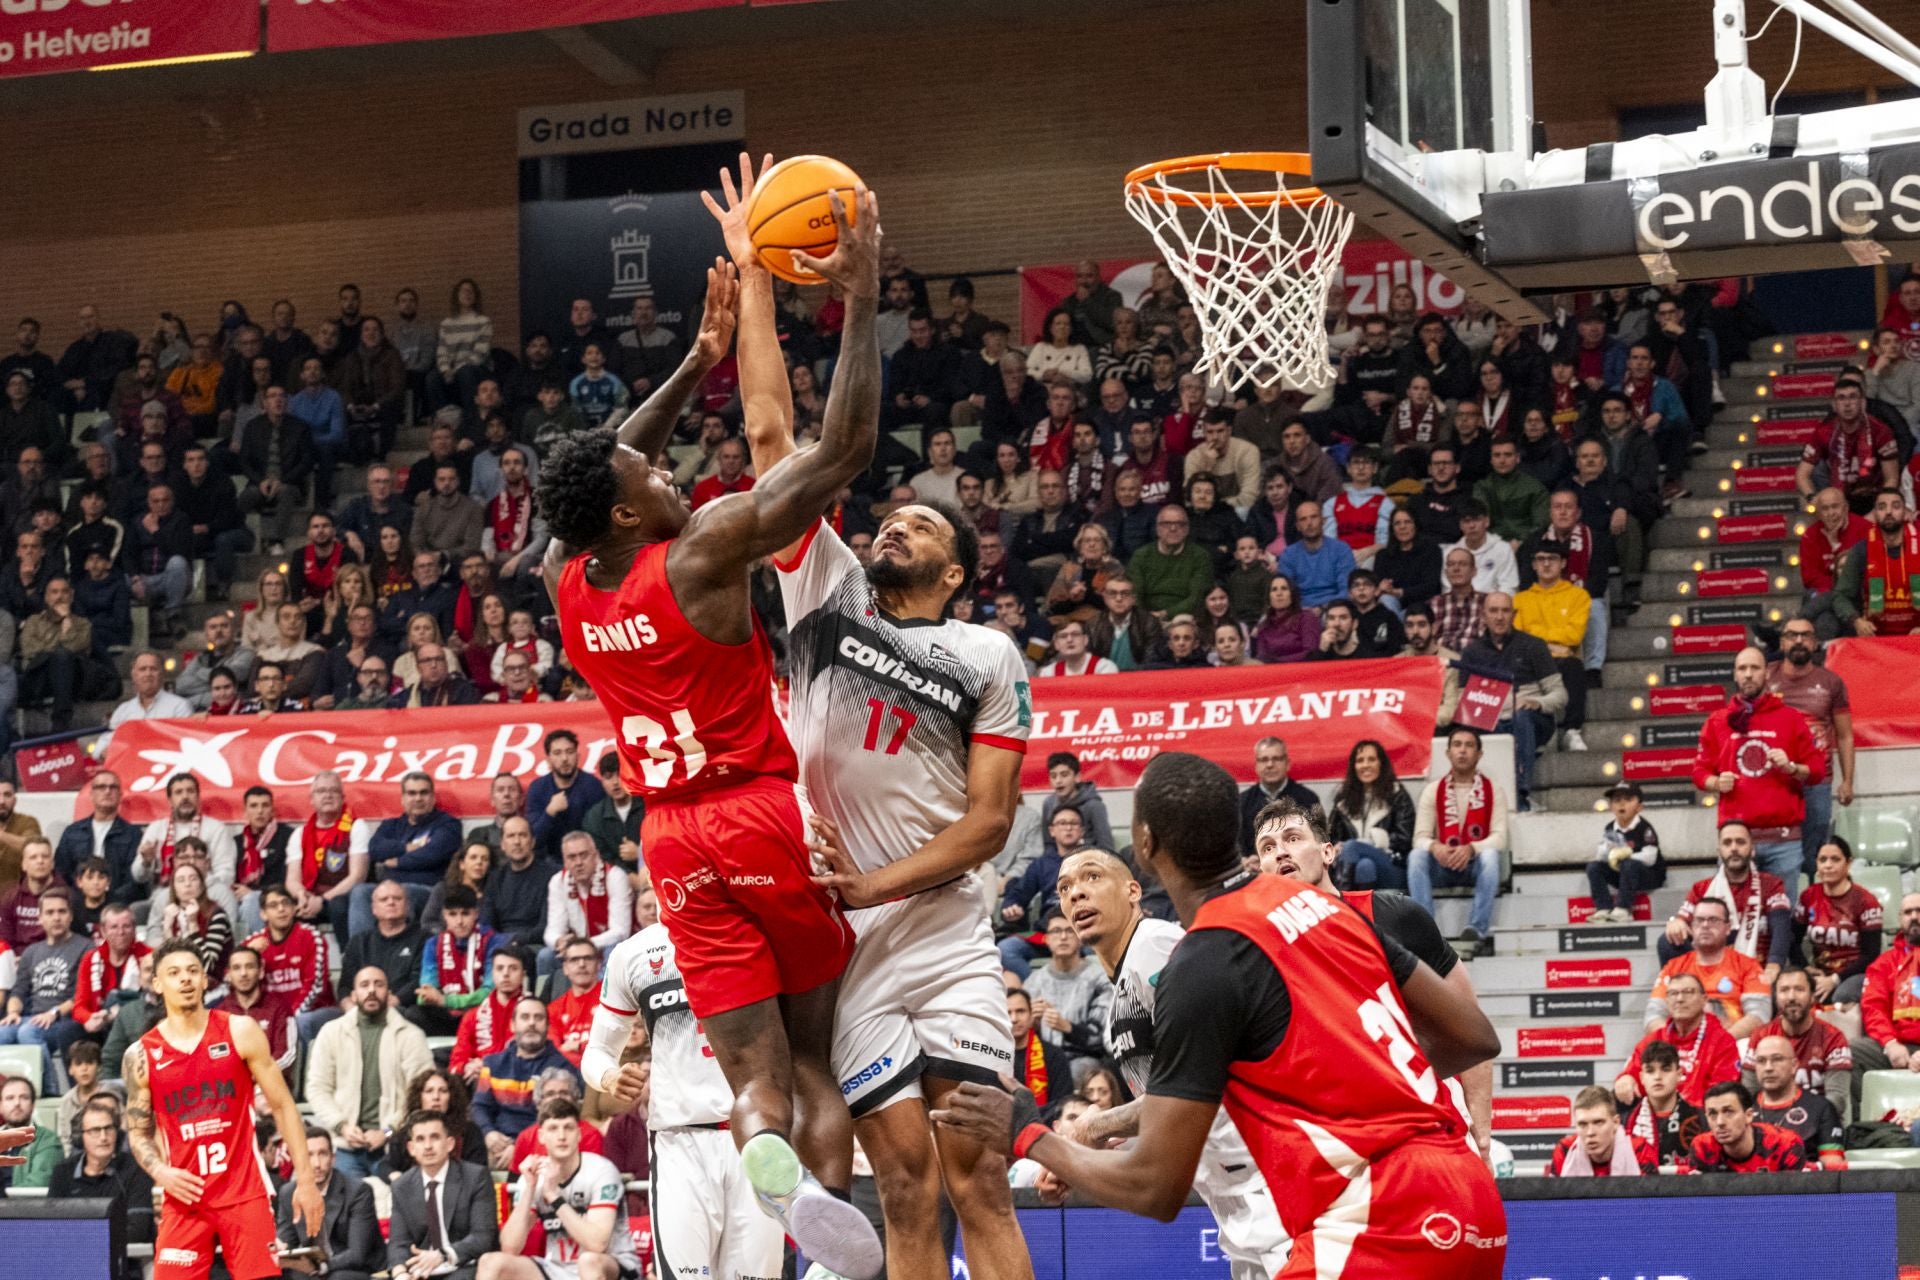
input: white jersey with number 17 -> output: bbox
[776,519,1032,875]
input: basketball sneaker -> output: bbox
[742,1131,883,1280]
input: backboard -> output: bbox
[1310,0,1920,321]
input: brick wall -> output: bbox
[0,0,1898,351]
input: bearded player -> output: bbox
[541,200,884,1278]
[935,753,1507,1279]
[125,938,323,1280]
[704,153,1033,1280]
[1252,798,1495,1162]
[584,923,783,1280]
[1055,848,1288,1279]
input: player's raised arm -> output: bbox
[234,1012,326,1234]
[612,261,739,460]
[676,187,881,579]
[704,153,800,479]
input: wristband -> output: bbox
[1013,1122,1052,1163]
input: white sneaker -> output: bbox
[1607,907,1634,923]
[1562,729,1588,751]
[742,1132,883,1280]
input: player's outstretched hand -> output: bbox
[808,814,880,909]
[932,1076,1047,1160]
[0,1124,30,1166]
[701,152,775,272]
[693,258,741,368]
[790,188,882,296]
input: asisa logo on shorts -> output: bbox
[840,1056,894,1094]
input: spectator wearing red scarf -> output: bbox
[234,785,290,937]
[451,947,529,1079]
[1799,486,1871,635]
[1006,987,1071,1121]
[285,771,371,942]
[1834,488,1920,637]
[482,445,544,581]
[1691,648,1825,900]
[1796,380,1899,515]
[289,511,357,629]
[244,884,333,1015]
[1615,972,1739,1109]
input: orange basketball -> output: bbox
[747,154,864,286]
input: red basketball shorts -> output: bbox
[153,1196,280,1280]
[1280,1134,1508,1280]
[643,774,854,1016]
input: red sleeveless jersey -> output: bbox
[556,543,796,801]
[1191,876,1470,1233]
[140,1008,271,1210]
[1330,491,1387,552]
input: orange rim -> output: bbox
[1124,151,1328,210]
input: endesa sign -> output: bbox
[0,0,255,78]
[101,659,1444,820]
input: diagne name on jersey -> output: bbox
[1266,888,1339,944]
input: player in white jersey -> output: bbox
[705,154,1037,1280]
[489,1098,643,1280]
[1055,849,1290,1280]
[584,925,784,1280]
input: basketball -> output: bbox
[746,154,864,285]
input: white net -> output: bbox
[1124,160,1355,392]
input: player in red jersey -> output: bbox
[1250,797,1495,1162]
[125,937,322,1280]
[539,201,885,1280]
[936,753,1508,1279]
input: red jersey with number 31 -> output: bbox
[141,1008,271,1210]
[556,542,797,801]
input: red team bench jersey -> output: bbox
[556,542,798,800]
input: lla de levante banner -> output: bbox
[98,658,1444,821]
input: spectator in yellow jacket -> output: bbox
[1514,541,1593,750]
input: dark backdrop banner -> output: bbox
[0,0,254,78]
[518,191,726,358]
[268,0,734,53]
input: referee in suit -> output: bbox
[386,1109,500,1280]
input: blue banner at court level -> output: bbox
[947,1192,1901,1279]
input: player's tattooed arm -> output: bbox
[123,1045,166,1178]
[1077,1096,1145,1145]
[611,261,739,462]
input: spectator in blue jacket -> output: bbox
[290,355,346,511]
[470,996,580,1166]
[524,731,606,862]
[52,771,142,905]
[348,772,462,935]
[1275,503,1357,608]
[71,549,131,653]
[1610,342,1693,478]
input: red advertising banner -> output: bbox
[1733,466,1799,494]
[1649,685,1726,717]
[1517,1026,1606,1058]
[1791,333,1867,361]
[1769,372,1837,399]
[1492,1096,1574,1131]
[100,659,1444,821]
[0,0,254,78]
[1695,567,1775,597]
[268,0,734,53]
[1716,514,1790,543]
[1545,958,1633,989]
[1755,419,1822,448]
[1670,624,1748,655]
[1021,657,1443,791]
[1620,748,1696,782]
[1018,239,1464,349]
[1826,635,1920,748]
[15,738,100,792]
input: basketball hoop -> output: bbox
[1123,152,1355,392]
